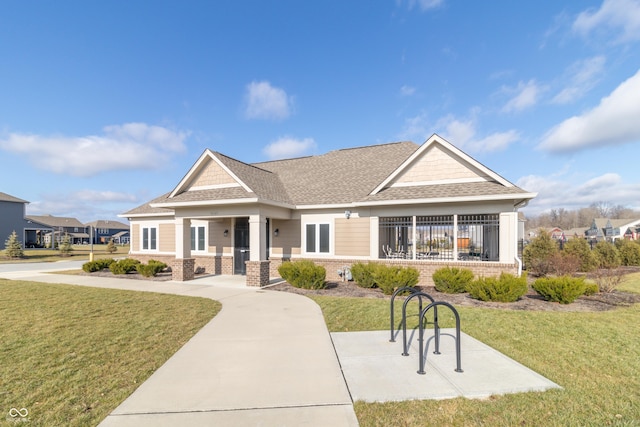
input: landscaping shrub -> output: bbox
[591,268,624,293]
[466,273,528,302]
[593,241,621,269]
[136,260,168,277]
[563,238,598,272]
[82,258,115,273]
[532,276,586,304]
[548,252,580,276]
[58,234,73,257]
[373,265,419,295]
[583,282,599,296]
[522,231,558,276]
[106,238,118,254]
[278,260,326,289]
[4,231,24,259]
[109,258,141,275]
[351,262,379,289]
[615,239,640,266]
[432,266,474,293]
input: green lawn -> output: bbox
[0,244,127,263]
[0,280,220,426]
[311,273,640,427]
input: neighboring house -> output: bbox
[84,220,130,244]
[563,227,588,240]
[586,218,640,242]
[122,134,537,286]
[27,215,88,245]
[0,192,52,248]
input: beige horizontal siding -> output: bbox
[335,217,370,256]
[159,223,175,253]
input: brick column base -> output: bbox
[172,258,195,281]
[246,260,270,287]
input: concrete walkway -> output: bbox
[1,270,358,426]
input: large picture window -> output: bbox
[191,226,206,251]
[142,227,157,251]
[305,223,330,253]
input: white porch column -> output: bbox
[175,217,192,259]
[249,214,267,261]
[499,212,517,263]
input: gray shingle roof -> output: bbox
[364,181,529,203]
[26,215,85,228]
[0,192,28,204]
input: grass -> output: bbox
[0,244,126,263]
[0,279,220,426]
[310,273,640,427]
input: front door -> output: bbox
[234,218,250,275]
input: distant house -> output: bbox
[0,192,52,248]
[85,220,130,244]
[586,218,640,242]
[527,227,565,241]
[563,227,588,240]
[27,215,88,245]
[123,134,536,286]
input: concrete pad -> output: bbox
[331,330,561,402]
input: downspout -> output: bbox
[514,199,530,277]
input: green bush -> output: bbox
[136,260,168,277]
[373,265,419,295]
[432,266,474,293]
[278,260,326,289]
[466,273,528,302]
[523,230,558,276]
[563,238,598,272]
[583,282,599,296]
[532,276,587,304]
[593,241,621,269]
[615,239,640,266]
[4,231,24,259]
[109,258,141,275]
[82,258,115,273]
[351,262,379,288]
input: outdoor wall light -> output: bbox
[223,229,228,237]
[274,228,279,237]
[344,210,351,219]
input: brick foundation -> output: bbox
[172,258,195,281]
[269,257,518,286]
[246,260,270,287]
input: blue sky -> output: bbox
[1,0,639,223]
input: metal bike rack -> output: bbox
[417,301,463,375]
[401,291,438,357]
[389,286,419,342]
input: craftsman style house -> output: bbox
[123,135,536,286]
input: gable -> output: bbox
[392,144,486,186]
[188,157,239,190]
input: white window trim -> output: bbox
[190,224,208,253]
[303,222,332,255]
[141,225,158,252]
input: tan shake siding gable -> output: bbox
[189,158,237,188]
[335,217,370,257]
[159,223,175,253]
[395,144,481,184]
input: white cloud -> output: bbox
[400,85,416,96]
[399,112,519,152]
[518,172,640,215]
[26,190,139,223]
[551,56,606,104]
[263,136,316,160]
[501,80,543,113]
[403,0,444,11]
[573,0,640,43]
[244,81,293,120]
[0,123,189,177]
[539,68,640,152]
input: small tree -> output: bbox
[106,238,118,254]
[4,231,24,259]
[593,241,621,269]
[58,233,73,257]
[563,238,598,272]
[523,230,558,276]
[615,239,640,266]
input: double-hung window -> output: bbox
[191,226,206,252]
[306,223,330,253]
[142,227,157,251]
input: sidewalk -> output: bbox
[2,271,358,427]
